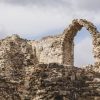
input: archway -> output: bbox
[62,19,98,66]
[74,27,94,67]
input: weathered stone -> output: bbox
[0,19,100,100]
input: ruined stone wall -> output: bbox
[32,35,64,64]
[28,63,100,100]
[61,19,99,65]
[32,19,100,66]
[0,19,100,100]
[0,19,100,69]
[93,34,100,66]
[0,34,38,82]
[0,19,99,68]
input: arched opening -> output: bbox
[62,19,98,66]
[74,27,94,67]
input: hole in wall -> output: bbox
[74,27,94,67]
[54,95,63,100]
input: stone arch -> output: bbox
[62,19,99,66]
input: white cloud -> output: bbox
[0,3,72,38]
[74,37,94,67]
[72,0,100,12]
[0,0,71,7]
[0,0,99,38]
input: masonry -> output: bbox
[0,19,100,100]
[33,19,100,66]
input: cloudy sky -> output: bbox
[0,0,100,67]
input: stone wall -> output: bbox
[0,19,100,100]
[34,36,64,64]
[0,61,100,100]
[62,19,99,65]
[0,34,38,82]
[28,63,100,100]
[31,19,100,66]
[1,19,100,68]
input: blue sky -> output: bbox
[0,0,100,67]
